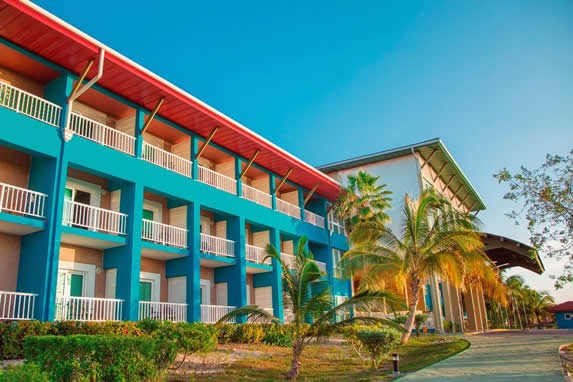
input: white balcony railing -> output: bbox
[0,182,47,218]
[55,296,123,321]
[0,291,37,320]
[138,301,187,322]
[328,212,345,235]
[200,304,236,324]
[0,82,61,127]
[63,200,127,235]
[197,165,237,194]
[276,198,300,219]
[281,253,296,269]
[141,219,187,248]
[241,184,272,208]
[200,233,235,257]
[246,244,271,265]
[315,260,327,273]
[69,112,135,155]
[142,142,191,177]
[304,209,325,228]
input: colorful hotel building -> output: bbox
[0,0,350,323]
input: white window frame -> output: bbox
[200,279,211,305]
[58,261,96,298]
[564,313,572,320]
[143,200,163,223]
[140,272,161,302]
[65,177,102,208]
[332,248,343,278]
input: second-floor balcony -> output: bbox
[138,301,187,322]
[241,184,272,208]
[0,82,61,127]
[276,198,301,219]
[246,244,271,265]
[304,210,325,228]
[200,233,235,258]
[69,112,135,156]
[0,182,47,219]
[142,142,191,177]
[141,219,188,248]
[63,200,127,235]
[197,165,237,195]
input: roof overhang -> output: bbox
[481,232,545,275]
[0,0,341,201]
[319,138,486,212]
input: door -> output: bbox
[142,209,155,239]
[200,280,211,305]
[139,281,152,302]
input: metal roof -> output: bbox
[319,138,486,212]
[0,0,342,201]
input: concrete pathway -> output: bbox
[399,329,573,381]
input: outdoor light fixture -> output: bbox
[392,353,400,375]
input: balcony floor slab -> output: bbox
[0,212,45,235]
[246,263,272,274]
[61,226,127,250]
[200,253,236,267]
[141,241,187,260]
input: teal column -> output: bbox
[134,109,144,158]
[235,157,243,197]
[269,174,277,210]
[270,228,284,322]
[298,186,305,221]
[191,135,199,180]
[103,182,144,320]
[18,73,73,321]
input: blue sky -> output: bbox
[35,0,573,301]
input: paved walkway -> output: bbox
[399,329,573,381]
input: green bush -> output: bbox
[414,314,428,337]
[443,319,453,333]
[0,362,48,382]
[262,324,294,347]
[217,324,294,347]
[24,335,177,382]
[353,327,401,369]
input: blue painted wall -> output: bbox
[555,312,573,329]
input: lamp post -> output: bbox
[392,353,400,375]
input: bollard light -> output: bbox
[392,353,400,374]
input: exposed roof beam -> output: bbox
[441,174,457,193]
[239,150,260,179]
[303,184,319,206]
[69,58,95,100]
[196,127,219,160]
[452,184,464,198]
[457,193,471,208]
[274,168,293,195]
[420,148,438,170]
[432,162,449,183]
[140,97,165,134]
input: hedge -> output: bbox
[0,363,49,382]
[218,323,294,347]
[24,335,177,381]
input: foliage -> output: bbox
[414,314,428,337]
[342,325,401,369]
[217,323,295,347]
[495,150,573,288]
[443,319,453,333]
[341,187,503,343]
[24,335,177,382]
[0,362,48,382]
[216,236,405,379]
[335,170,392,235]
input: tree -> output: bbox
[217,237,405,380]
[341,188,501,343]
[335,170,392,235]
[525,289,555,328]
[495,150,573,288]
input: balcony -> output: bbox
[242,184,272,208]
[328,212,345,235]
[141,219,187,248]
[200,233,235,258]
[63,200,127,235]
[200,304,236,323]
[281,253,296,269]
[0,291,37,320]
[0,182,47,219]
[246,244,271,265]
[198,165,236,194]
[0,82,61,127]
[138,301,187,322]
[69,112,135,155]
[315,260,327,273]
[142,142,191,177]
[276,198,300,219]
[304,210,325,228]
[54,296,123,321]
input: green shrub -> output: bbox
[0,362,48,382]
[414,314,428,337]
[262,324,293,347]
[0,321,50,360]
[443,319,453,333]
[390,315,407,325]
[217,324,294,347]
[353,327,401,369]
[24,335,177,382]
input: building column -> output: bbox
[270,174,277,210]
[103,182,144,321]
[235,157,243,197]
[429,274,444,332]
[190,135,199,180]
[270,227,284,322]
[465,287,481,331]
[134,109,144,159]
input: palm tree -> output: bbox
[217,237,404,380]
[335,170,392,234]
[524,289,555,328]
[504,275,527,328]
[341,188,499,343]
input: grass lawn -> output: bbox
[169,336,469,381]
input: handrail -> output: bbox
[0,291,37,320]
[141,219,188,248]
[142,142,191,177]
[54,296,123,321]
[63,200,127,235]
[200,233,235,257]
[276,198,300,219]
[241,184,272,208]
[246,244,271,265]
[304,209,325,228]
[197,165,237,194]
[0,82,61,127]
[138,301,187,322]
[0,182,47,218]
[200,304,236,323]
[69,112,135,155]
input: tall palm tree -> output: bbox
[217,237,404,380]
[341,188,499,343]
[523,288,555,328]
[335,170,392,234]
[504,275,527,328]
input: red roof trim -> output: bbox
[548,301,573,313]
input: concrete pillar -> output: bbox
[465,287,481,331]
[269,228,284,322]
[429,274,444,332]
[443,283,463,332]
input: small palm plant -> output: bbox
[217,237,404,380]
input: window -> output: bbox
[565,313,572,320]
[332,249,344,278]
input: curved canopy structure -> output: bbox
[481,233,544,274]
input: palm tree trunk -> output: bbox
[402,278,420,343]
[286,340,303,380]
